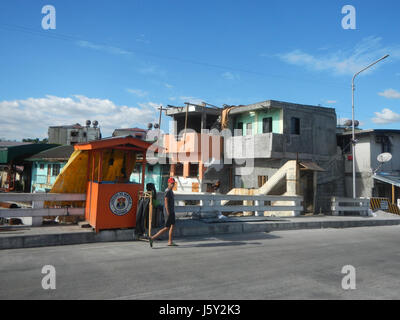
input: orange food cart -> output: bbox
[74,136,153,232]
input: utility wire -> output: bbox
[0,22,350,90]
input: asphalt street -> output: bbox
[1,226,400,299]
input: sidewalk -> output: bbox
[1,212,400,250]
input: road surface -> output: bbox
[1,226,400,299]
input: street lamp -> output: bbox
[351,54,389,199]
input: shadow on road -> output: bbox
[151,232,280,249]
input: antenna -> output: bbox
[374,152,392,174]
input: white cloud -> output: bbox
[222,72,240,80]
[325,100,337,104]
[278,36,398,76]
[76,40,131,55]
[372,108,400,124]
[136,34,150,44]
[164,83,174,89]
[126,88,149,97]
[378,89,400,99]
[0,95,159,140]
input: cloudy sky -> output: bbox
[0,0,400,140]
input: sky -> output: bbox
[0,0,400,140]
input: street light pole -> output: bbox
[351,54,389,199]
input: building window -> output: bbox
[175,163,184,176]
[262,117,273,133]
[258,175,268,188]
[246,123,252,135]
[52,164,61,176]
[290,117,300,135]
[189,163,199,177]
[236,122,243,136]
[148,165,154,173]
[39,163,45,170]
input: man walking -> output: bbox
[149,177,177,247]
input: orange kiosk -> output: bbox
[74,136,153,232]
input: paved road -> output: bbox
[1,226,400,299]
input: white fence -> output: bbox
[173,193,303,217]
[0,192,304,227]
[0,193,86,226]
[331,197,370,216]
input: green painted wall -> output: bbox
[130,163,168,192]
[234,109,282,135]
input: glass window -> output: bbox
[262,117,272,133]
[52,164,60,176]
[290,117,300,135]
[236,122,243,136]
[246,123,252,135]
[39,163,44,170]
[175,163,183,176]
[189,163,199,177]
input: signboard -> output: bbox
[380,200,388,210]
[109,192,133,216]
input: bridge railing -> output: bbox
[0,193,86,226]
[172,193,303,217]
[331,197,370,216]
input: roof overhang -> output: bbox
[73,135,153,152]
[299,161,325,172]
[373,174,400,187]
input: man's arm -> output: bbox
[164,196,169,216]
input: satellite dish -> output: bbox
[377,152,392,163]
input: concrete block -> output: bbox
[0,236,24,250]
[96,230,116,242]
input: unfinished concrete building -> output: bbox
[224,100,344,213]
[163,103,230,193]
[48,121,101,146]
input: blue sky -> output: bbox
[0,0,399,140]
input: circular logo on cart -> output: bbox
[109,192,133,216]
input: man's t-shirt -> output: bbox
[164,188,175,215]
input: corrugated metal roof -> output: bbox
[0,144,59,164]
[25,145,74,161]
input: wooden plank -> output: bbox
[0,208,85,218]
[0,193,86,202]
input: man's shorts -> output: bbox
[165,212,176,228]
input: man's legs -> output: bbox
[168,224,175,245]
[151,226,169,240]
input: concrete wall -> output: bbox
[233,108,282,135]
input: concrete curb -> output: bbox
[1,218,400,250]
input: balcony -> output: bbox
[163,133,223,158]
[226,133,283,159]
